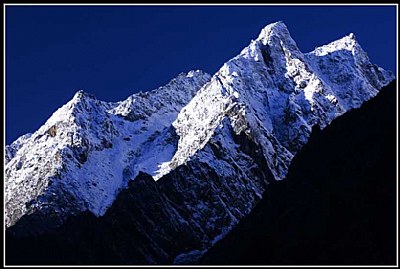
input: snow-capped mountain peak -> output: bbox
[5,70,211,228]
[257,21,290,41]
[312,32,358,56]
[154,21,394,181]
[5,21,394,239]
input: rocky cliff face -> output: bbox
[5,22,394,265]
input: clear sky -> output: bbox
[5,5,397,145]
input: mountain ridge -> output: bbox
[5,21,395,264]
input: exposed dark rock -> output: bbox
[101,139,113,149]
[47,125,57,137]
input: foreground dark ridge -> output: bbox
[201,80,397,265]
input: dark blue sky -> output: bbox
[5,5,397,145]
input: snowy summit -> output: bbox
[5,21,394,255]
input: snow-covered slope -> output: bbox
[156,22,393,182]
[5,70,211,227]
[5,20,393,240]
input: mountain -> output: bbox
[5,22,394,265]
[200,80,397,265]
[5,70,211,229]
